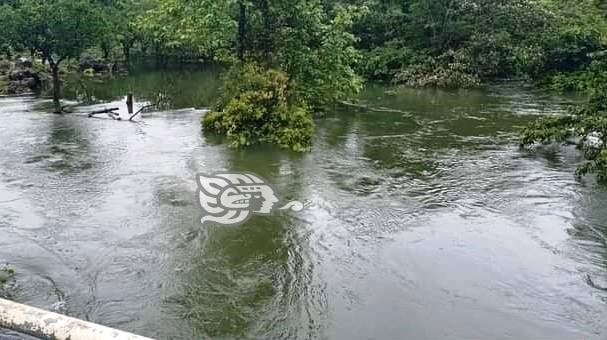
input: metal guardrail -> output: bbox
[0,298,154,340]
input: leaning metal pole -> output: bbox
[0,298,154,340]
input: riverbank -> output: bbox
[0,56,123,98]
[0,58,43,95]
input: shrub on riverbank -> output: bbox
[202,63,314,152]
[355,0,606,89]
[545,57,607,93]
[521,90,607,181]
[393,51,481,89]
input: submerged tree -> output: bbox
[139,0,364,150]
[10,0,105,112]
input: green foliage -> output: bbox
[94,0,154,61]
[463,0,554,77]
[539,0,607,93]
[518,0,607,179]
[541,0,605,72]
[356,0,607,87]
[136,0,236,60]
[394,51,480,89]
[357,44,416,81]
[3,0,607,152]
[0,266,15,286]
[202,63,314,151]
[547,56,607,92]
[139,0,364,108]
[6,0,106,111]
[521,90,607,181]
[0,5,16,57]
[142,0,363,149]
[11,0,105,64]
[281,4,365,108]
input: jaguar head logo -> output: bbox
[197,172,305,226]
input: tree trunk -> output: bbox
[123,44,131,64]
[101,41,111,60]
[259,0,272,63]
[238,1,247,61]
[154,43,162,67]
[122,40,134,65]
[51,64,61,113]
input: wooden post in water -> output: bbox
[126,93,134,115]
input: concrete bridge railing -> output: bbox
[0,298,154,340]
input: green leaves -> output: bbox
[137,0,237,60]
[10,0,105,63]
[138,0,363,107]
[202,63,314,151]
[357,0,607,87]
[0,4,16,54]
[521,91,607,181]
[144,0,363,149]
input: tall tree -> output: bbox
[139,0,364,150]
[0,4,16,59]
[96,0,155,64]
[11,0,105,112]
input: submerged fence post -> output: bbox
[0,298,154,340]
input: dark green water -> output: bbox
[0,67,605,339]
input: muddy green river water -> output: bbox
[0,67,605,339]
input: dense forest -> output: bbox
[1,0,607,178]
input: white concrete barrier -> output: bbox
[0,298,154,340]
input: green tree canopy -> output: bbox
[95,0,155,62]
[10,0,106,111]
[0,4,16,58]
[139,0,364,108]
[354,0,607,87]
[138,0,364,150]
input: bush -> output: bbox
[202,63,314,152]
[394,52,480,89]
[546,56,607,93]
[463,32,547,79]
[357,44,417,81]
[521,90,607,181]
[539,1,604,75]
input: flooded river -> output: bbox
[0,67,605,339]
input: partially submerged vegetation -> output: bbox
[139,0,364,150]
[521,89,607,181]
[354,0,607,89]
[0,265,15,294]
[547,56,607,93]
[203,63,315,151]
[1,0,607,176]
